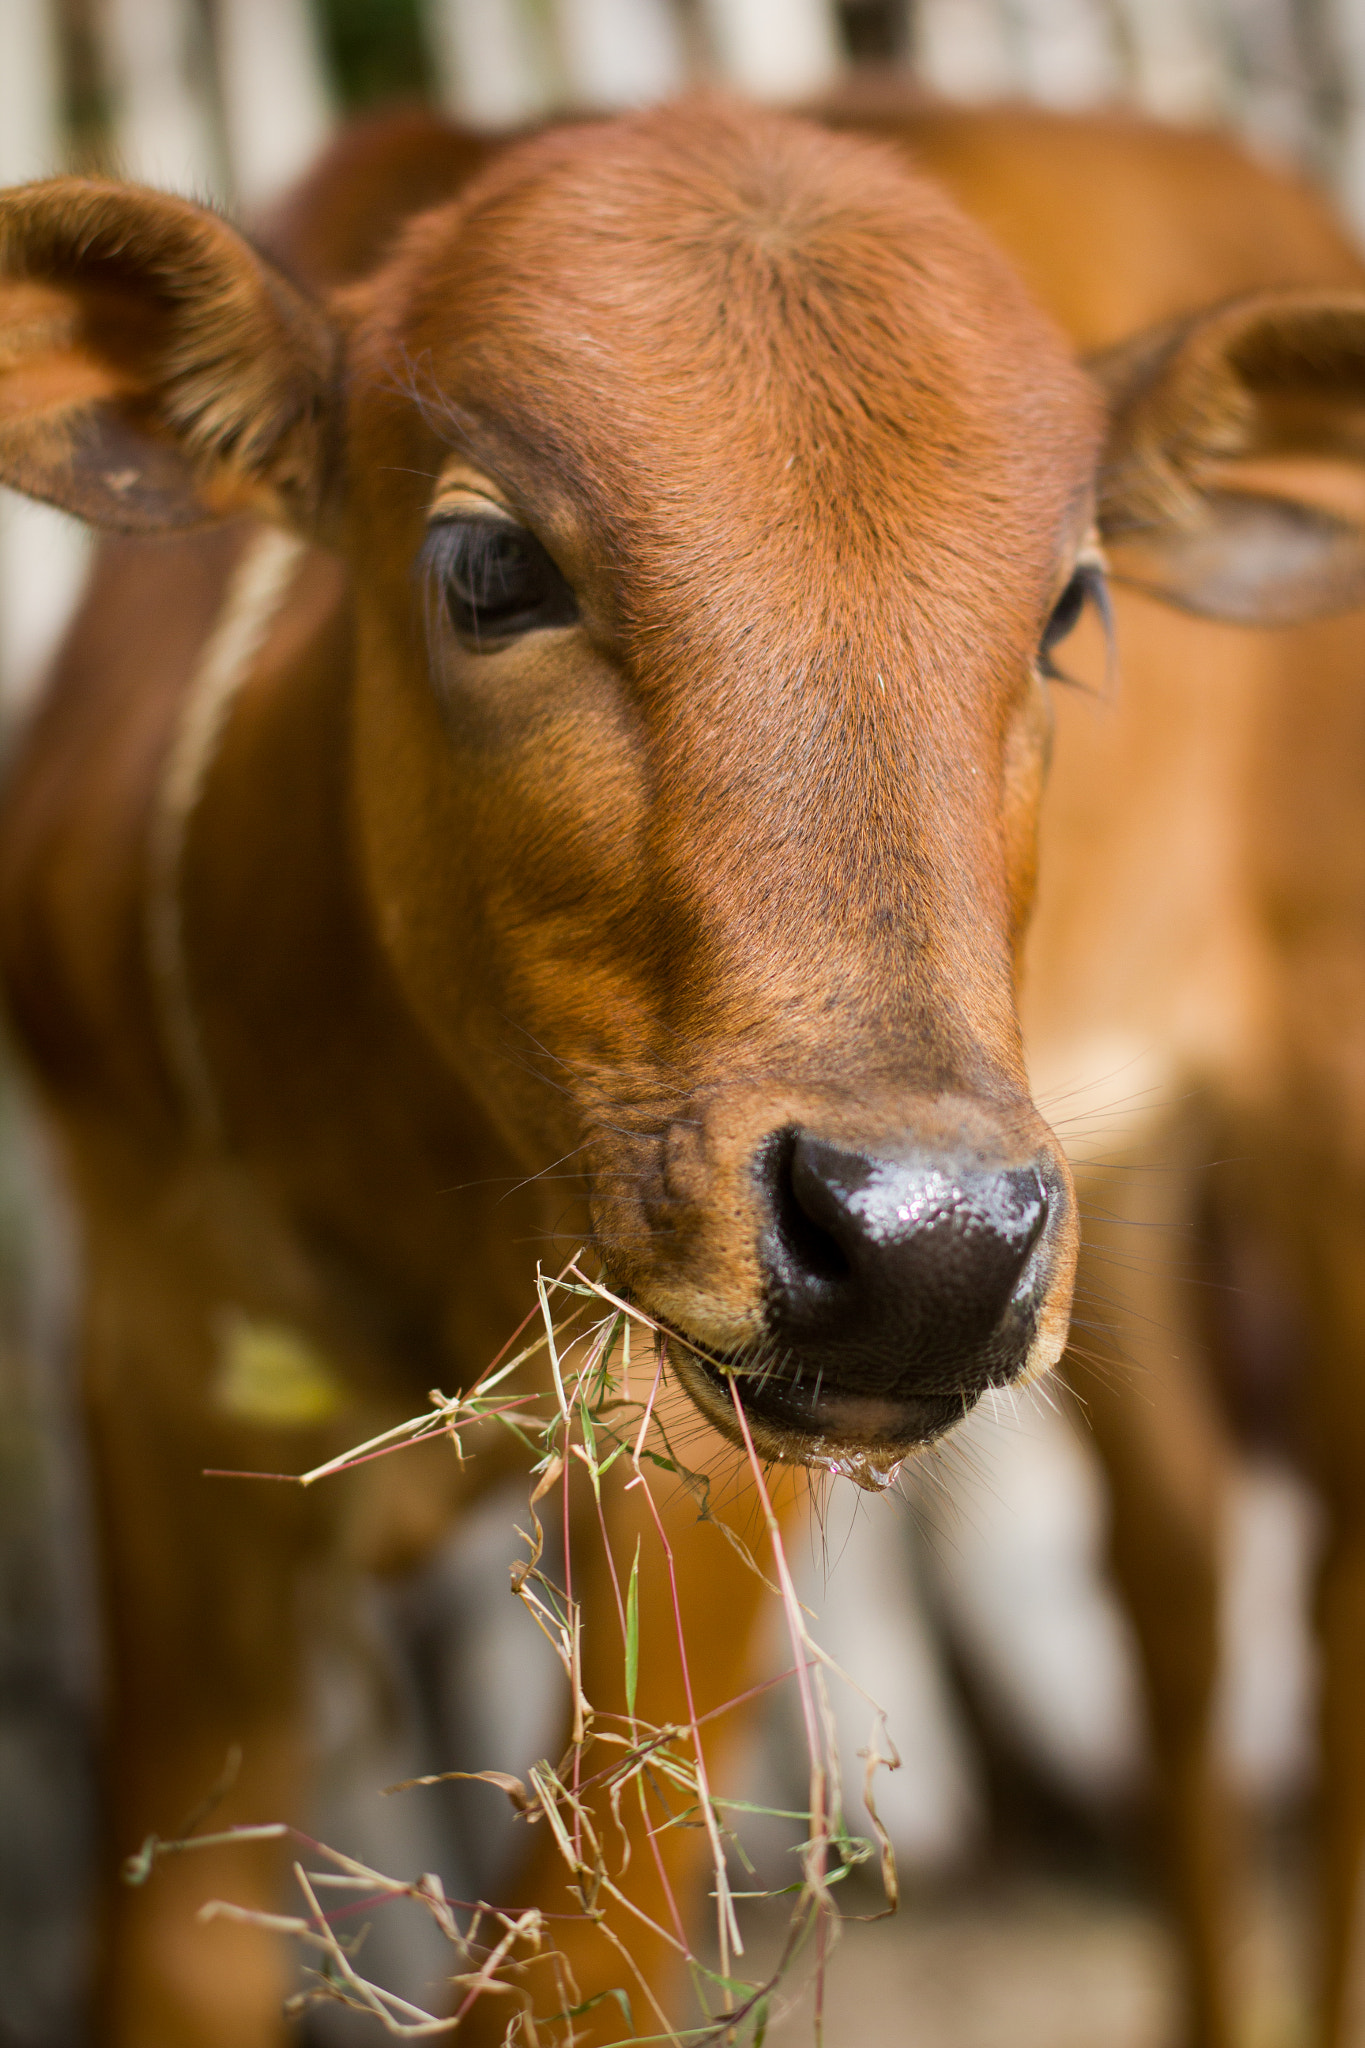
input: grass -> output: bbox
[124,1259,902,2043]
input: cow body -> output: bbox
[0,95,1363,2048]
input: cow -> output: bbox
[0,90,1362,2047]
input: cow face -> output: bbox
[340,104,1096,1471]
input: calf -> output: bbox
[0,95,1362,2047]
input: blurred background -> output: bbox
[0,2,1356,2044]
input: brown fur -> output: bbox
[0,94,1362,2046]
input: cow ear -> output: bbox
[0,178,341,536]
[1093,290,1365,624]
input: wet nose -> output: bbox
[758,1128,1050,1385]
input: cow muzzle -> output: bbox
[630,1088,1076,1485]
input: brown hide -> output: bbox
[0,95,1363,2048]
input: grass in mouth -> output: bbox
[125,1258,903,2044]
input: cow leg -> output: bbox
[1065,1157,1240,2048]
[82,1262,324,2048]
[1303,1194,1365,2048]
[458,1445,782,2047]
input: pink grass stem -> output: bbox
[467,1253,581,1394]
[630,1453,740,1989]
[727,1377,833,2040]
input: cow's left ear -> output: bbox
[0,178,341,536]
[1093,289,1365,624]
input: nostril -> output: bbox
[735,1117,1064,1443]
[758,1127,851,1287]
[757,1129,1054,1356]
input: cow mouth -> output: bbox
[602,1107,1071,1485]
[662,1326,986,1491]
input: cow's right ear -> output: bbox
[0,179,341,536]
[1093,289,1365,625]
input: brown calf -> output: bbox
[0,94,1361,2047]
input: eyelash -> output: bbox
[421,516,579,650]
[1039,559,1112,686]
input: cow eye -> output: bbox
[423,516,578,649]
[1039,558,1109,681]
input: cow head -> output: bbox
[4,101,1365,1478]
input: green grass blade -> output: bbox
[625,1539,641,1720]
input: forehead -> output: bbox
[370,104,1098,633]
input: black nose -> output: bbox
[756,1128,1050,1404]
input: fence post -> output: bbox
[551,0,688,106]
[426,0,555,126]
[695,0,843,97]
[214,0,334,209]
[0,0,89,725]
